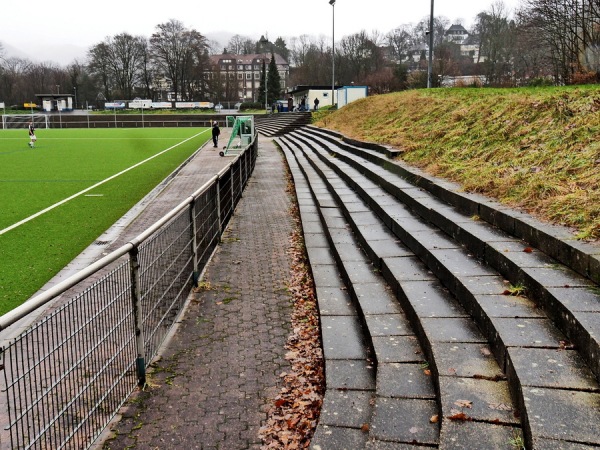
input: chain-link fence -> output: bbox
[0,136,258,449]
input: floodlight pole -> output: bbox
[427,0,434,88]
[259,36,269,113]
[330,0,336,107]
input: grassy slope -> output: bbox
[314,86,600,241]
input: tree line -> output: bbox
[1,0,599,109]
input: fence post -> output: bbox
[230,165,235,210]
[217,177,223,233]
[129,247,146,387]
[190,199,199,286]
[242,154,246,196]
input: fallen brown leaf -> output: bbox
[259,194,325,449]
[489,403,512,411]
[447,411,471,422]
[454,399,473,409]
[480,347,492,356]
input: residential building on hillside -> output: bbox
[208,53,289,102]
[386,24,483,68]
[445,24,483,63]
[461,34,484,63]
[445,24,470,44]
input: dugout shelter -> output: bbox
[35,94,74,112]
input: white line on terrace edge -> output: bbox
[0,129,209,236]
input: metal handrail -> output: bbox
[0,133,258,450]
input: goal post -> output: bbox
[2,114,49,130]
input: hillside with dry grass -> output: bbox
[313,86,600,241]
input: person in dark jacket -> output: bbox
[212,121,220,148]
[28,122,37,148]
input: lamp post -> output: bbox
[329,0,336,107]
[265,58,268,112]
[427,0,434,88]
[259,36,269,112]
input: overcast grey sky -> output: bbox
[1,0,521,64]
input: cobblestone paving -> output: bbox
[103,141,295,449]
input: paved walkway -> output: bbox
[102,137,296,449]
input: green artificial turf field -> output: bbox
[0,127,211,314]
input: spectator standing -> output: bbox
[314,97,320,111]
[212,121,220,148]
[287,97,293,112]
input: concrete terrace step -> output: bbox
[278,137,523,449]
[279,138,440,448]
[275,129,600,449]
[280,142,376,449]
[254,112,311,136]
[299,126,600,383]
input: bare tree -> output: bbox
[474,1,516,85]
[227,35,254,55]
[136,40,157,100]
[0,57,32,105]
[113,34,147,99]
[150,19,208,102]
[86,34,146,100]
[288,35,331,86]
[414,15,450,48]
[87,42,113,102]
[184,35,211,101]
[387,25,418,62]
[337,31,386,85]
[518,0,600,83]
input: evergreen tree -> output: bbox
[267,53,281,106]
[273,37,290,62]
[257,59,267,107]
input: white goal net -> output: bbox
[2,114,49,130]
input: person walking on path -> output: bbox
[211,120,220,148]
[28,122,36,148]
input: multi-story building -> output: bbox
[445,24,484,63]
[208,53,289,102]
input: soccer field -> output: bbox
[0,127,211,314]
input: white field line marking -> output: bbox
[0,130,209,236]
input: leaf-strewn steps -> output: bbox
[274,125,600,449]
